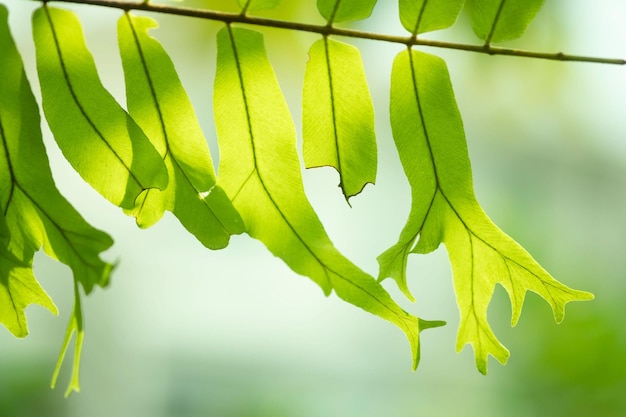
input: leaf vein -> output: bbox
[43,6,143,189]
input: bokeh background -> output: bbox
[1,0,625,416]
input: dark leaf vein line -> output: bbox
[43,6,142,188]
[227,26,411,327]
[126,14,230,231]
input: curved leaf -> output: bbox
[117,13,243,249]
[33,6,168,209]
[399,0,465,35]
[317,0,377,24]
[302,37,376,201]
[469,0,544,43]
[379,49,593,373]
[214,25,444,369]
[1,5,114,394]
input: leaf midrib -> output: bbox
[126,14,231,232]
[485,0,508,44]
[407,49,562,315]
[42,6,143,189]
[0,114,105,283]
[227,25,414,329]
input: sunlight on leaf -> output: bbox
[379,48,593,373]
[302,37,376,202]
[469,0,545,43]
[33,6,168,209]
[50,282,84,397]
[1,5,114,394]
[317,0,377,24]
[0,248,58,338]
[118,13,243,249]
[215,25,444,369]
[399,0,464,35]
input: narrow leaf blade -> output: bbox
[1,5,114,393]
[118,13,243,249]
[50,282,84,397]
[33,6,168,209]
[215,26,443,369]
[302,38,377,201]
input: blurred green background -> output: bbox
[1,0,625,416]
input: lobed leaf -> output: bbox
[117,13,243,249]
[379,48,593,373]
[317,0,377,24]
[469,0,544,43]
[302,37,376,201]
[0,6,58,339]
[0,245,58,338]
[398,0,465,35]
[33,6,168,210]
[1,5,114,394]
[238,0,281,13]
[214,25,444,369]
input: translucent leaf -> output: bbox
[469,0,544,43]
[0,5,58,339]
[32,6,168,209]
[317,0,377,23]
[398,0,464,35]
[1,5,114,394]
[379,49,593,373]
[0,246,58,338]
[302,37,376,201]
[117,13,243,249]
[214,26,444,369]
[238,0,281,12]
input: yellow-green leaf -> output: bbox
[1,5,114,394]
[215,25,444,369]
[238,0,281,12]
[317,0,377,24]
[0,245,57,338]
[469,0,544,43]
[33,6,168,209]
[50,281,84,397]
[379,48,593,373]
[302,37,376,201]
[118,13,243,249]
[399,0,464,35]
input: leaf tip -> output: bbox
[553,289,594,323]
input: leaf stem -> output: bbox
[31,0,626,66]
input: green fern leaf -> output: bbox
[469,0,545,43]
[1,6,114,394]
[50,281,85,397]
[117,13,243,249]
[317,0,377,24]
[379,49,593,372]
[302,37,376,201]
[32,6,168,210]
[214,25,444,369]
[0,247,58,338]
[399,0,464,35]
